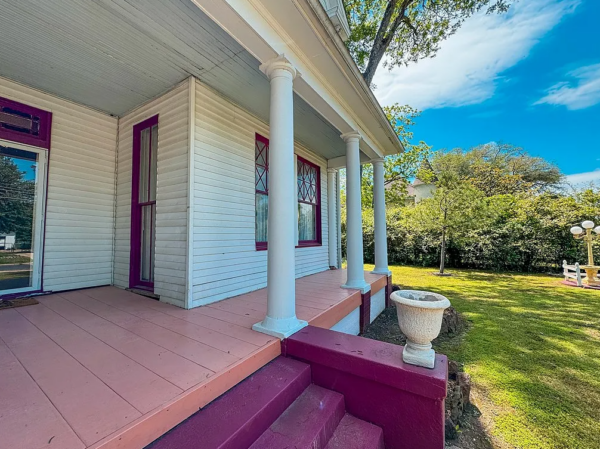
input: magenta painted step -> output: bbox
[249,384,345,449]
[147,357,311,449]
[325,414,385,449]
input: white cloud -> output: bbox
[535,63,600,110]
[565,170,600,187]
[372,0,580,110]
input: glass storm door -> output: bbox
[0,142,46,295]
[130,116,158,291]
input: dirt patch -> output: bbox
[362,304,466,348]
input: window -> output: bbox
[296,156,321,246]
[254,133,322,249]
[0,97,52,149]
[130,115,158,290]
[255,134,269,250]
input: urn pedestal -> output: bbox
[391,290,451,369]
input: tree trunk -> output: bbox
[362,0,398,86]
[362,0,414,85]
[440,226,446,274]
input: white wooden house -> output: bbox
[0,2,448,449]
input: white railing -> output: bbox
[563,260,584,287]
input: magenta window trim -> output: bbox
[129,115,158,291]
[0,97,52,150]
[255,133,269,250]
[296,155,322,247]
[254,134,322,251]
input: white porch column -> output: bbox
[327,168,338,268]
[341,131,370,292]
[371,158,391,275]
[252,55,307,339]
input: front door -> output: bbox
[130,115,158,291]
[0,141,47,296]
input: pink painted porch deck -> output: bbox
[0,269,386,449]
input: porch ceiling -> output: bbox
[0,0,347,160]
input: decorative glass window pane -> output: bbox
[297,158,318,206]
[255,134,268,193]
[297,156,320,244]
[298,202,316,241]
[255,134,270,248]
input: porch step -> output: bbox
[249,384,345,449]
[325,414,385,449]
[147,357,311,449]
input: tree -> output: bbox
[344,0,512,86]
[419,143,564,196]
[411,182,486,273]
[0,155,35,249]
[360,105,431,207]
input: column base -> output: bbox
[341,280,371,294]
[371,268,392,276]
[252,315,308,340]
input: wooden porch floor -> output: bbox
[0,269,386,449]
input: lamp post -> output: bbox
[570,220,600,285]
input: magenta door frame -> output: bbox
[0,96,52,299]
[129,115,158,291]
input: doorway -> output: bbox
[0,142,47,295]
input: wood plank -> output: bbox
[309,293,362,329]
[57,292,239,372]
[0,309,140,446]
[0,339,85,449]
[40,295,212,390]
[88,340,281,449]
[193,305,258,328]
[76,289,260,358]
[17,304,183,413]
[369,274,388,294]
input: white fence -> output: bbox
[563,260,584,287]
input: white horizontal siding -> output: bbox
[192,80,329,306]
[114,81,189,307]
[0,76,117,292]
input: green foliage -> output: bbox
[419,143,564,196]
[344,0,512,85]
[358,104,431,208]
[0,155,35,249]
[356,188,600,273]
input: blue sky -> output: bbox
[372,0,600,188]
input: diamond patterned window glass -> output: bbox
[255,135,268,194]
[297,158,318,206]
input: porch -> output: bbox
[0,269,387,449]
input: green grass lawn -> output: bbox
[369,265,600,449]
[0,252,31,265]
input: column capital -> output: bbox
[371,157,385,165]
[341,130,362,143]
[327,168,338,174]
[259,54,298,80]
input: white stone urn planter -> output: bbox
[390,290,451,369]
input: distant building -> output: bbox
[410,178,436,203]
[0,233,16,250]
